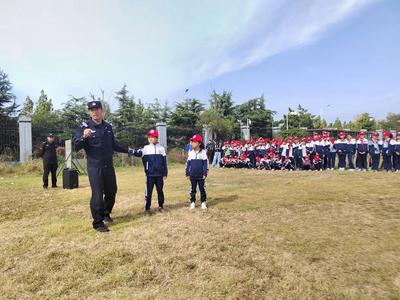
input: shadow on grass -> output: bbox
[207,194,239,207]
[112,194,239,225]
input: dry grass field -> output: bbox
[0,164,400,299]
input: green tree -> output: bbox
[379,113,400,131]
[209,90,233,117]
[332,117,343,129]
[59,96,89,140]
[351,113,376,131]
[198,109,235,140]
[170,98,204,128]
[0,69,19,116]
[233,95,275,137]
[147,98,171,124]
[110,84,154,146]
[280,105,315,129]
[313,116,328,129]
[35,90,53,114]
[31,90,61,144]
[21,96,34,116]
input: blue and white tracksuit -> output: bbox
[131,143,168,210]
[356,138,369,170]
[335,139,348,169]
[186,149,209,203]
[293,143,303,169]
[346,139,356,169]
[368,139,382,171]
[327,141,336,169]
[382,139,395,171]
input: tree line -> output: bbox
[1,69,399,151]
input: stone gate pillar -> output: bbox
[18,115,32,162]
[156,122,167,150]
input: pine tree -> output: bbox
[209,90,233,117]
[35,90,53,115]
[0,69,19,116]
[21,96,34,116]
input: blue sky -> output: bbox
[0,0,398,123]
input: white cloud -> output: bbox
[0,0,377,107]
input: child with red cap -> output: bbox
[313,153,322,171]
[186,134,209,209]
[382,132,395,172]
[368,132,382,171]
[302,154,311,171]
[129,129,168,213]
[327,137,336,170]
[335,132,348,171]
[283,156,295,171]
[356,131,368,171]
[346,134,356,171]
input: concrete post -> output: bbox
[241,124,250,141]
[18,116,32,162]
[156,122,167,150]
[203,125,213,144]
[65,139,72,168]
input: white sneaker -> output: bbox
[190,202,195,209]
[201,202,207,209]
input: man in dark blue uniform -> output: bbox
[40,133,58,188]
[73,101,129,232]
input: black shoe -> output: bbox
[158,207,165,212]
[94,224,110,232]
[104,215,114,223]
[52,185,58,188]
[43,185,48,189]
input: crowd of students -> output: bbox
[207,131,400,172]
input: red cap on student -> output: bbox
[359,131,366,136]
[383,132,391,137]
[371,132,379,137]
[190,134,203,143]
[339,131,346,138]
[146,129,159,137]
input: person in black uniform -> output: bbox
[40,133,58,189]
[73,101,129,232]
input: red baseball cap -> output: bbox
[190,134,203,143]
[339,131,346,137]
[383,132,391,137]
[146,129,159,137]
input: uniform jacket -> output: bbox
[186,149,209,178]
[356,138,369,153]
[131,143,168,177]
[40,141,58,164]
[73,119,128,168]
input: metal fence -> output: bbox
[0,115,19,159]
